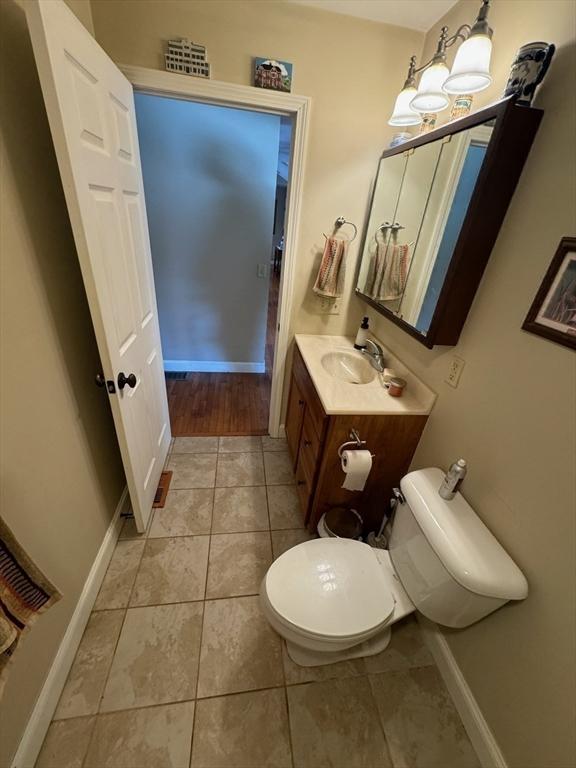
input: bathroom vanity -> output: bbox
[286,335,436,533]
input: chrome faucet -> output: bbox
[361,339,385,373]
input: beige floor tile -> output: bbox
[167,453,217,489]
[100,602,203,712]
[271,528,315,558]
[267,485,304,529]
[93,540,145,610]
[212,486,269,533]
[364,617,433,674]
[172,436,218,453]
[369,666,479,768]
[118,517,148,540]
[288,676,392,768]
[191,688,292,768]
[261,435,288,452]
[219,435,262,452]
[216,452,265,487]
[264,452,295,485]
[84,702,194,768]
[36,716,95,768]
[197,596,283,698]
[130,536,209,606]
[206,532,272,598]
[149,489,213,537]
[282,642,365,686]
[54,611,124,720]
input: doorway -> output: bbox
[134,95,292,437]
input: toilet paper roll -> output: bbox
[340,449,372,491]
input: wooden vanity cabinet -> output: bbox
[285,346,429,534]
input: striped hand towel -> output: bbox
[313,236,347,298]
[370,241,411,301]
[0,517,61,693]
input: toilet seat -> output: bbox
[263,538,395,640]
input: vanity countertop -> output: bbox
[294,334,436,416]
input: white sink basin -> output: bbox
[320,350,376,385]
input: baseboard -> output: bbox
[11,487,130,768]
[418,617,508,768]
[164,359,265,374]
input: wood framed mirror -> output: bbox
[355,98,543,348]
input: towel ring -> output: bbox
[334,216,358,242]
[375,222,391,245]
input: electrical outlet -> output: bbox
[318,296,341,315]
[445,355,465,388]
[256,263,267,279]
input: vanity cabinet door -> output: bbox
[300,416,322,487]
[286,376,305,469]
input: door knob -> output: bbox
[117,372,137,390]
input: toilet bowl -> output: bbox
[260,540,415,666]
[260,468,529,667]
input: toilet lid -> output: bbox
[265,538,395,638]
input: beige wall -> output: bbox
[4,0,573,766]
[89,0,423,343]
[0,1,125,764]
[360,2,576,767]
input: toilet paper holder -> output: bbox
[337,429,375,459]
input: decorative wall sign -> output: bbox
[165,38,210,78]
[254,58,292,93]
[522,237,576,350]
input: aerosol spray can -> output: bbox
[439,459,467,500]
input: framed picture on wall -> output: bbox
[522,237,576,350]
[254,58,293,92]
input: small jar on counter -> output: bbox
[387,376,407,397]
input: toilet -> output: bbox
[260,467,528,667]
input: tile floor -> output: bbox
[37,435,479,768]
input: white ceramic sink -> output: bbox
[320,350,376,385]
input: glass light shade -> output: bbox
[410,62,450,112]
[388,86,422,126]
[443,35,492,94]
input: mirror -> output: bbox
[356,118,499,343]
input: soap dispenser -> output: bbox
[354,317,370,350]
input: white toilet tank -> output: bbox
[389,468,528,628]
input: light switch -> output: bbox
[257,263,267,279]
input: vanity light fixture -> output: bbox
[388,0,493,124]
[388,56,422,126]
[443,0,493,93]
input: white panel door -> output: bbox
[26,0,171,531]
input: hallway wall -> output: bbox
[135,95,280,372]
[0,1,125,764]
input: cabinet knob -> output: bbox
[297,479,306,486]
[303,440,312,447]
[298,399,305,406]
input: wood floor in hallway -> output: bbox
[165,271,279,436]
[166,372,271,436]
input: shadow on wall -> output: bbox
[135,94,280,369]
[182,134,272,363]
[0,0,124,497]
